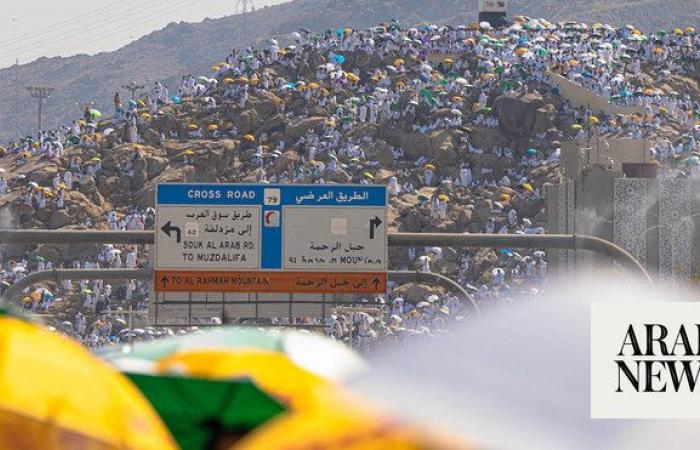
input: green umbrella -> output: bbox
[103,328,364,450]
[89,109,103,119]
[127,372,284,450]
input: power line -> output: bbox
[0,0,141,48]
[122,81,146,100]
[73,0,201,49]
[0,0,193,60]
[25,86,54,132]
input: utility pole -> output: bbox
[234,0,251,42]
[122,81,145,100]
[25,86,54,132]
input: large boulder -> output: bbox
[29,166,58,184]
[493,93,546,137]
[533,104,558,134]
[392,283,444,304]
[130,157,148,190]
[469,126,510,150]
[285,117,326,140]
[146,156,169,179]
[365,139,394,166]
[47,209,75,229]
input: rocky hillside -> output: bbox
[2,0,700,142]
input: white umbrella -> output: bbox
[451,109,463,116]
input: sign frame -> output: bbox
[154,183,388,294]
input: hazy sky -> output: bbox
[0,0,285,69]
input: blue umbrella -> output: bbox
[526,148,538,155]
[333,54,346,64]
[171,96,182,104]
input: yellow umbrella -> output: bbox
[155,350,334,414]
[0,310,176,450]
[212,65,221,71]
[438,194,449,202]
[363,172,374,180]
[424,163,436,170]
[187,124,199,130]
[393,58,405,66]
[233,393,472,450]
[224,77,236,84]
[207,124,219,131]
[499,193,511,202]
[141,112,152,120]
[521,183,534,193]
[346,73,360,83]
[184,150,195,156]
[673,28,684,35]
[515,47,528,57]
[686,26,696,34]
[589,116,599,125]
[444,57,454,64]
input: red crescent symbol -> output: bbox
[265,211,276,224]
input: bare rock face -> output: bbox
[493,93,546,137]
[469,126,510,149]
[146,156,169,179]
[47,209,75,229]
[285,117,327,140]
[392,283,445,304]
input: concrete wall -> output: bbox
[548,72,644,116]
[561,138,652,180]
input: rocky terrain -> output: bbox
[2,0,700,141]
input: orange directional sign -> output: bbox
[154,271,388,294]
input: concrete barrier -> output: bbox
[548,72,644,116]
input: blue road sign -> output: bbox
[156,183,388,271]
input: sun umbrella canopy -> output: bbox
[0,306,176,450]
[126,371,285,450]
[105,329,362,449]
[104,327,365,392]
[234,392,472,450]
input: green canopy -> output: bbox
[103,327,364,450]
[127,373,284,450]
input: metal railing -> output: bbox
[0,229,654,309]
[0,268,477,313]
[0,229,653,284]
